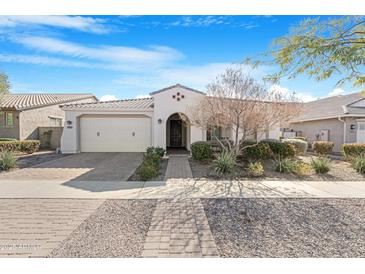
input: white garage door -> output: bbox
[80,115,151,152]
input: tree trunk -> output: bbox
[234,121,240,155]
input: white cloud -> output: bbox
[12,36,184,70]
[100,94,118,101]
[0,16,109,33]
[328,87,345,96]
[115,63,235,91]
[135,94,151,99]
[269,84,317,102]
[170,16,228,27]
[0,53,96,68]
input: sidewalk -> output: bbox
[0,179,365,199]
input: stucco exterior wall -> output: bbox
[39,126,63,149]
[19,97,96,140]
[151,86,205,150]
[290,118,344,152]
[0,110,20,139]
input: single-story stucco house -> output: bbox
[60,84,281,153]
[0,93,97,142]
[289,92,365,152]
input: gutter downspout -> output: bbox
[338,116,346,144]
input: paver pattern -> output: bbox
[164,155,193,180]
[141,198,219,258]
[0,152,142,182]
[0,199,104,257]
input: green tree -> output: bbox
[0,72,10,95]
[246,16,365,89]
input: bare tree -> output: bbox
[190,67,302,155]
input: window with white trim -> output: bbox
[49,117,63,126]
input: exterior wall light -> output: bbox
[158,118,162,124]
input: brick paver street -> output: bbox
[0,199,104,257]
[141,198,219,258]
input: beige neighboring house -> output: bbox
[0,93,97,143]
[289,92,365,152]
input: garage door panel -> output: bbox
[80,116,151,152]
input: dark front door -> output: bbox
[170,120,182,147]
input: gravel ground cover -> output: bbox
[50,199,156,258]
[129,158,168,181]
[189,156,365,181]
[202,198,365,257]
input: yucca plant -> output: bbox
[274,157,297,173]
[311,157,331,174]
[0,151,17,171]
[352,155,365,174]
[214,151,236,174]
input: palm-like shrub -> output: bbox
[214,151,236,174]
[0,151,17,170]
[311,157,331,174]
[274,157,297,173]
[351,155,365,174]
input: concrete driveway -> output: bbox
[0,152,143,182]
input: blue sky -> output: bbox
[0,15,354,101]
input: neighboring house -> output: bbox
[0,93,98,141]
[60,84,280,153]
[289,92,365,152]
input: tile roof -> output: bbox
[0,93,96,110]
[61,97,154,111]
[292,92,365,122]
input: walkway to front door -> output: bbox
[164,155,192,180]
[142,155,218,257]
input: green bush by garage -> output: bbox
[0,140,40,154]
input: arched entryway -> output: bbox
[166,112,190,153]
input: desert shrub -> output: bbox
[0,140,40,154]
[214,151,236,174]
[311,157,331,174]
[274,157,297,173]
[313,141,334,156]
[191,141,212,162]
[351,155,365,174]
[342,143,365,159]
[295,162,312,176]
[261,139,296,159]
[0,151,17,171]
[241,140,272,161]
[146,146,165,157]
[247,161,264,177]
[282,138,308,155]
[137,161,159,181]
[19,140,40,154]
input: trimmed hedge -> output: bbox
[313,141,334,156]
[342,143,365,159]
[0,140,40,154]
[241,140,272,161]
[261,139,296,159]
[191,141,212,162]
[282,138,308,155]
